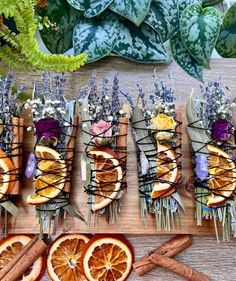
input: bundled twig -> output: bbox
[0,73,24,235]
[78,72,128,224]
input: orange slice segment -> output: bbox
[81,235,133,281]
[207,144,236,207]
[27,146,67,205]
[151,143,179,199]
[89,147,123,212]
[47,234,89,281]
[0,234,46,281]
[0,148,16,200]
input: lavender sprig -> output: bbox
[201,80,235,127]
[0,73,23,152]
[79,72,124,121]
[112,72,121,115]
[26,71,67,122]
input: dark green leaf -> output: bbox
[216,3,236,58]
[113,21,171,63]
[84,0,114,17]
[38,0,81,54]
[170,32,203,81]
[109,0,151,26]
[178,0,202,15]
[66,0,87,11]
[73,12,119,62]
[66,0,113,17]
[180,4,221,67]
[202,0,223,7]
[144,0,179,42]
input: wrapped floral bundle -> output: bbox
[124,74,185,231]
[0,73,24,234]
[25,71,85,236]
[78,72,128,224]
[186,80,236,241]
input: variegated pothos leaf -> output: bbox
[109,0,151,26]
[113,21,171,63]
[84,0,114,17]
[202,0,223,7]
[66,0,86,10]
[178,0,203,15]
[67,0,112,17]
[73,13,119,62]
[216,2,236,58]
[144,0,179,42]
[38,0,81,54]
[170,32,203,81]
[180,4,222,67]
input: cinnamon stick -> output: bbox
[133,234,192,276]
[149,253,210,281]
[9,117,20,195]
[9,117,24,195]
[0,235,38,280]
[64,116,79,193]
[1,239,47,281]
[116,117,128,184]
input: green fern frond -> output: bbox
[0,25,19,49]
[0,45,34,71]
[0,0,87,72]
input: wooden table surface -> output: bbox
[2,58,236,281]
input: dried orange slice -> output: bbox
[81,234,133,281]
[151,143,179,199]
[89,147,123,212]
[0,148,16,200]
[47,234,89,281]
[207,144,236,207]
[0,234,46,280]
[27,145,67,205]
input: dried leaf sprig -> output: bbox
[125,73,184,231]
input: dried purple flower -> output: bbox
[211,119,232,142]
[34,118,62,140]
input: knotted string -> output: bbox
[82,119,127,209]
[132,117,182,202]
[33,117,78,213]
[188,119,236,208]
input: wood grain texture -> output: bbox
[1,58,236,280]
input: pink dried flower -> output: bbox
[90,120,112,146]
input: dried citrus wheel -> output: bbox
[207,144,236,207]
[47,234,90,281]
[89,147,123,212]
[0,148,16,200]
[0,234,46,281]
[81,234,133,281]
[27,145,67,205]
[151,143,179,199]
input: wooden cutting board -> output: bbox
[4,57,236,235]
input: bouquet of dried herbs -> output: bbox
[78,72,128,225]
[124,74,185,231]
[0,73,24,235]
[24,71,85,237]
[186,80,236,241]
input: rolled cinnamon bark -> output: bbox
[116,116,128,184]
[9,117,20,195]
[133,234,192,276]
[9,117,24,195]
[0,235,38,279]
[149,253,210,281]
[1,239,47,281]
[64,116,79,193]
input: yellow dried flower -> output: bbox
[150,113,176,140]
